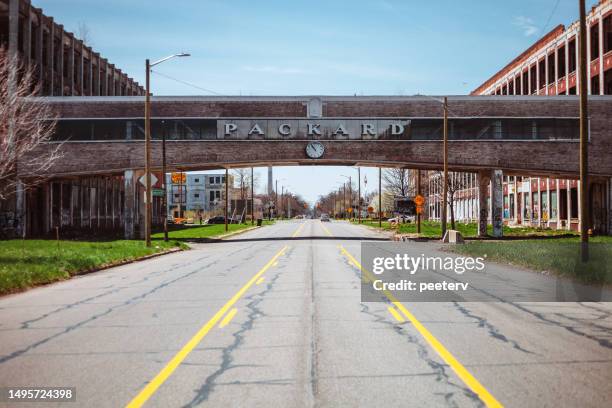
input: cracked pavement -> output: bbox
[0,220,611,407]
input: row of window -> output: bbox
[491,14,612,96]
[51,118,581,141]
[171,190,222,203]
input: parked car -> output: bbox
[320,213,331,222]
[205,216,226,224]
[388,214,414,224]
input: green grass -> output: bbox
[449,236,612,284]
[0,239,185,295]
[354,220,579,239]
[151,220,273,240]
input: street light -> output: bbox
[144,52,190,247]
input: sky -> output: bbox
[34,0,599,204]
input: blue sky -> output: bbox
[34,0,598,203]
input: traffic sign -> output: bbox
[414,194,425,206]
[139,173,158,187]
[416,206,424,214]
[171,172,186,184]
[152,188,164,197]
[367,206,374,213]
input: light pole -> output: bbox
[378,168,382,227]
[144,52,190,247]
[251,167,254,225]
[161,120,168,242]
[357,167,361,224]
[578,0,589,262]
[441,96,449,239]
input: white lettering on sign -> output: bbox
[224,123,237,135]
[220,119,411,139]
[308,123,321,136]
[278,123,291,136]
[391,123,404,135]
[248,123,264,135]
[334,124,348,135]
[362,123,375,136]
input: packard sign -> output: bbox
[217,119,412,140]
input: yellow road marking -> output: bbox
[387,306,405,322]
[292,222,306,238]
[256,277,265,285]
[273,261,278,267]
[320,222,333,237]
[339,246,503,408]
[218,308,238,328]
[125,245,288,408]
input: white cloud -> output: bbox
[513,16,539,37]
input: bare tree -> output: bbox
[76,22,93,47]
[383,168,414,197]
[232,168,259,200]
[431,171,472,229]
[0,48,59,200]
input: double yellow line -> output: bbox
[339,245,503,408]
[126,244,289,407]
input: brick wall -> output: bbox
[22,96,612,178]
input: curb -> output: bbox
[72,246,185,277]
[215,225,261,240]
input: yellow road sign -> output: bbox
[171,172,186,184]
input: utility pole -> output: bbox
[358,167,362,224]
[224,168,229,232]
[333,193,336,218]
[417,169,421,234]
[144,59,152,247]
[441,96,449,238]
[343,184,346,219]
[578,0,589,262]
[162,121,168,241]
[281,185,284,219]
[378,167,382,228]
[348,176,352,220]
[275,179,278,218]
[251,167,254,225]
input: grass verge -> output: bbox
[151,220,273,240]
[0,239,185,295]
[354,220,579,239]
[449,236,612,284]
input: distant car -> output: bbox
[388,215,413,224]
[205,216,226,224]
[320,214,330,222]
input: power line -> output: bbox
[151,69,222,95]
[542,0,561,34]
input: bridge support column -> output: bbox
[491,170,504,238]
[477,171,490,237]
[15,180,26,238]
[608,178,612,235]
[124,170,135,239]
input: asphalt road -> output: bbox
[0,220,611,407]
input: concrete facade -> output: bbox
[426,0,612,236]
[0,0,144,96]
